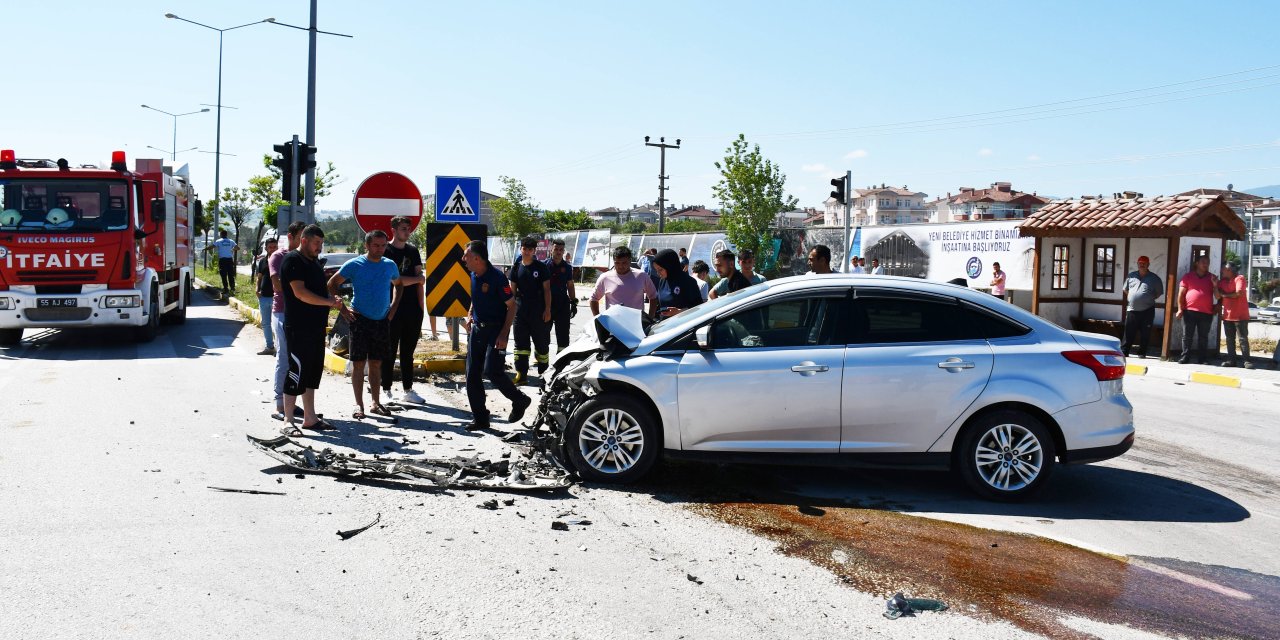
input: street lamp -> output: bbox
[268,5,354,222]
[139,105,208,160]
[164,13,274,247]
[147,145,198,158]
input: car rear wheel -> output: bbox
[0,328,22,347]
[565,393,659,484]
[957,410,1055,501]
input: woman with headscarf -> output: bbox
[652,248,704,318]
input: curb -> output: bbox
[1125,361,1280,394]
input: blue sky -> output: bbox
[5,0,1279,213]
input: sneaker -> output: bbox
[1177,356,1190,364]
[381,389,398,403]
[401,388,426,404]
[1243,361,1255,370]
[508,394,532,423]
[465,419,490,432]
[1221,360,1237,368]
[257,347,276,356]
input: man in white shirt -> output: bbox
[870,258,885,275]
[850,255,865,274]
[208,230,239,294]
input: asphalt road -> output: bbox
[2,293,1277,639]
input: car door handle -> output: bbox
[791,363,829,375]
[937,358,975,370]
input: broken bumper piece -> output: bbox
[246,435,574,491]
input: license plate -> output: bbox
[37,298,77,308]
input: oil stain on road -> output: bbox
[691,499,1278,639]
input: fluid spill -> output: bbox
[691,500,1280,639]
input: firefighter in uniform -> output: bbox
[462,240,531,431]
[508,236,552,384]
[547,238,577,353]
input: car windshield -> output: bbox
[649,280,772,334]
[0,179,131,233]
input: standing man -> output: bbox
[254,237,278,356]
[678,248,690,273]
[280,225,348,434]
[806,245,833,275]
[210,230,239,294]
[850,256,865,274]
[547,238,577,354]
[591,246,659,317]
[990,262,1007,299]
[1176,254,1219,365]
[462,240,531,431]
[1218,261,1253,368]
[739,249,766,285]
[381,216,428,404]
[509,237,552,384]
[870,258,885,275]
[328,230,425,419]
[269,222,306,420]
[708,249,751,299]
[692,260,712,300]
[1121,255,1162,359]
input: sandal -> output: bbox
[369,403,392,417]
[301,418,336,431]
[352,408,367,420]
[280,425,304,438]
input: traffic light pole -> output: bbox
[289,136,301,215]
[841,170,852,273]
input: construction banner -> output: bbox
[426,222,487,317]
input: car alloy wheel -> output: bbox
[566,393,659,483]
[958,410,1055,501]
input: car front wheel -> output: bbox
[565,393,659,484]
[957,410,1056,501]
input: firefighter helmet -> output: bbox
[0,209,19,227]
[46,208,70,225]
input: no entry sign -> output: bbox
[352,172,423,236]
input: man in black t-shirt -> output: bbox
[547,238,577,353]
[508,236,552,384]
[280,224,350,434]
[255,237,278,356]
[380,216,429,405]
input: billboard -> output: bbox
[859,220,1033,288]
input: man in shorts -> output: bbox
[327,229,424,420]
[280,224,348,434]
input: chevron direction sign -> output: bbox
[425,222,488,317]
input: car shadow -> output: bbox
[613,459,1250,524]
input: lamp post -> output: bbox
[139,105,208,160]
[164,13,274,239]
[268,4,354,223]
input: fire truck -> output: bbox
[0,149,197,345]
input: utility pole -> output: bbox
[645,136,680,232]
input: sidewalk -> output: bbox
[1126,355,1280,394]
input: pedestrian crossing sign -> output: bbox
[435,176,481,223]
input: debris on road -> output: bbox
[337,513,382,540]
[883,592,948,620]
[686,573,703,585]
[246,434,572,492]
[478,499,499,510]
[207,486,286,496]
[551,521,570,531]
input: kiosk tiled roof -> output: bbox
[1019,194,1244,239]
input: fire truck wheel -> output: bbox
[0,328,22,347]
[135,286,160,343]
[166,278,190,325]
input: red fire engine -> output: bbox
[0,149,197,345]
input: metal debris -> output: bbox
[884,592,948,620]
[551,521,570,531]
[478,499,499,510]
[337,513,382,540]
[208,486,286,496]
[687,574,703,585]
[246,434,572,492]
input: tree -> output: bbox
[543,208,594,232]
[622,220,650,234]
[712,134,797,256]
[218,187,253,252]
[664,219,716,233]
[490,175,543,238]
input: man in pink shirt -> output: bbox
[1176,254,1219,365]
[269,221,306,418]
[989,262,1007,300]
[1217,261,1253,368]
[590,246,658,319]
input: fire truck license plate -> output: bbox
[37,298,77,308]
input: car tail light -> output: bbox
[1062,350,1126,381]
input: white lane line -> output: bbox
[1128,558,1253,600]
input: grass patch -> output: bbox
[1221,336,1277,355]
[195,263,260,310]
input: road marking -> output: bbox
[1189,372,1242,388]
[1128,558,1253,601]
[1125,364,1148,375]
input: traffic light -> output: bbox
[299,144,317,173]
[830,175,848,205]
[272,142,295,202]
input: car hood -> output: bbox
[595,304,647,352]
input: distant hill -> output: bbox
[1243,185,1280,199]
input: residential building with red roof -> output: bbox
[928,182,1049,223]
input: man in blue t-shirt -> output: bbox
[206,230,240,294]
[327,229,424,420]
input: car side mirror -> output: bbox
[695,325,711,350]
[150,198,166,222]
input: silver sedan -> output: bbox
[536,275,1134,501]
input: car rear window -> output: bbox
[962,304,1031,339]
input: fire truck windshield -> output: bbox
[0,179,132,233]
